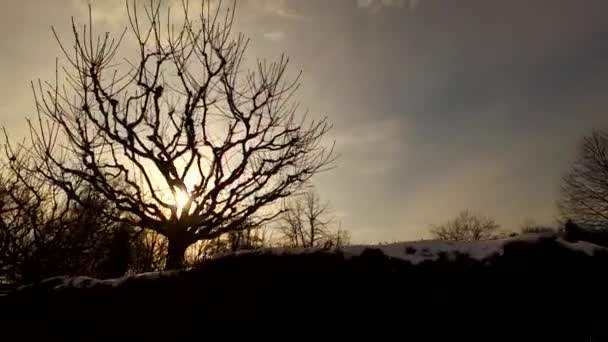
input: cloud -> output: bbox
[356,0,375,7]
[336,118,409,176]
[357,0,420,13]
[357,0,406,11]
[409,0,421,12]
[73,0,125,25]
[263,31,286,42]
[260,0,308,20]
[337,118,405,148]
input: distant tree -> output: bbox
[185,220,270,265]
[15,0,335,270]
[225,223,270,252]
[278,189,349,248]
[558,130,608,229]
[430,210,500,241]
[520,226,556,235]
[330,223,351,248]
[519,219,556,235]
[130,229,167,273]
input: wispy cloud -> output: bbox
[357,0,421,14]
[263,30,286,42]
[409,0,421,12]
[260,0,308,21]
[337,118,409,176]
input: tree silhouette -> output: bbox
[278,189,349,248]
[129,229,167,273]
[519,219,556,235]
[17,1,335,269]
[430,209,500,241]
[186,220,270,264]
[0,147,132,283]
[558,130,608,229]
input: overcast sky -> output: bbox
[2,0,608,243]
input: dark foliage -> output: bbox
[563,219,608,248]
[3,237,608,341]
[97,225,132,279]
[0,178,134,285]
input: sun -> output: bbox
[175,189,191,217]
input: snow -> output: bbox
[341,239,503,264]
[16,269,186,292]
[13,233,608,291]
[555,238,602,256]
[271,233,607,264]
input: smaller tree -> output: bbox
[130,230,167,273]
[558,130,608,229]
[430,210,500,241]
[185,221,270,264]
[278,189,349,248]
[0,159,130,283]
[519,219,556,235]
[1,140,144,282]
[331,223,351,248]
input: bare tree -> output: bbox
[278,189,348,248]
[430,210,500,241]
[558,130,608,229]
[0,143,133,284]
[519,219,556,235]
[0,144,77,284]
[225,223,270,252]
[331,223,351,248]
[14,1,335,269]
[130,229,167,273]
[185,221,270,265]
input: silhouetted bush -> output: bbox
[405,246,417,254]
[563,219,608,248]
[430,209,501,240]
[0,179,133,285]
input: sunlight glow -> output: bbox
[175,189,191,217]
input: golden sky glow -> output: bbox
[2,0,608,243]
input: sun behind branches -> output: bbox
[175,189,191,218]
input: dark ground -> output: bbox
[1,235,607,341]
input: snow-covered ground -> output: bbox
[16,268,187,292]
[274,233,606,264]
[347,233,606,262]
[342,238,505,263]
[13,233,607,292]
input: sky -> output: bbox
[2,0,608,243]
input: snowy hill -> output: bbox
[3,233,608,340]
[342,233,605,262]
[267,232,605,263]
[13,233,606,293]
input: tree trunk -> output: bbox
[165,236,189,270]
